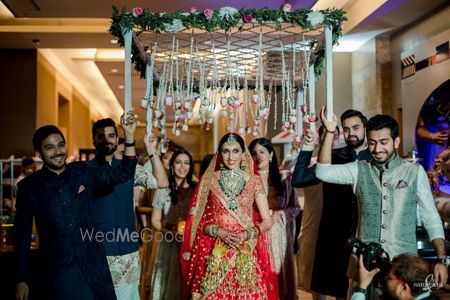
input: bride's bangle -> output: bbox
[205,224,220,238]
[246,226,259,240]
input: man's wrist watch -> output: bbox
[353,287,367,295]
[437,257,450,267]
[124,141,135,147]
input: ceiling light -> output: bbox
[118,85,124,89]
[95,49,125,61]
[110,39,119,44]
[111,68,119,73]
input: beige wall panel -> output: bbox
[36,52,57,128]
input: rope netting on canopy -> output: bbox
[109,5,346,143]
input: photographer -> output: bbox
[353,254,440,300]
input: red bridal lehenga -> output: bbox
[180,151,278,300]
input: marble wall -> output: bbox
[350,36,392,119]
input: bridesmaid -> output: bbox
[249,138,300,300]
[150,149,197,300]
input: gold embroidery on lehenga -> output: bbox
[200,244,230,294]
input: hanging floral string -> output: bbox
[280,41,287,130]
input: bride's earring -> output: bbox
[240,155,247,170]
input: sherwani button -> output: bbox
[383,195,388,200]
[382,224,387,229]
[383,183,387,187]
[383,210,387,214]
[381,239,385,243]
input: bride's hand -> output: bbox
[218,228,245,249]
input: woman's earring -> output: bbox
[220,163,225,171]
[269,157,273,163]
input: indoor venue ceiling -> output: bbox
[0,0,448,121]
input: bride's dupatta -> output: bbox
[180,147,278,299]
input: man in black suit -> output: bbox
[292,109,372,299]
[14,112,137,300]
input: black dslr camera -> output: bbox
[347,236,391,272]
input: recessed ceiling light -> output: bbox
[111,68,119,73]
[118,85,124,89]
[110,39,119,44]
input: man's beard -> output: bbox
[44,153,66,170]
[346,136,365,149]
[98,143,117,156]
[372,149,396,165]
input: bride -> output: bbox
[180,133,278,299]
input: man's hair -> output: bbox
[366,114,399,139]
[340,109,367,127]
[32,125,65,152]
[92,118,118,139]
[390,254,430,297]
[21,157,35,168]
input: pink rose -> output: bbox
[301,104,307,113]
[243,15,253,23]
[282,2,292,12]
[307,116,318,123]
[203,8,214,20]
[189,7,197,13]
[132,7,143,17]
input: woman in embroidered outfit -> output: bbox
[150,149,197,300]
[181,133,277,300]
[249,138,300,300]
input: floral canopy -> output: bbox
[109,4,346,141]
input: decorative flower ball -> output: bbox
[165,96,173,106]
[202,98,210,106]
[154,110,164,120]
[221,97,228,108]
[204,8,214,20]
[282,2,292,12]
[132,7,143,17]
[243,15,253,23]
[140,98,148,109]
